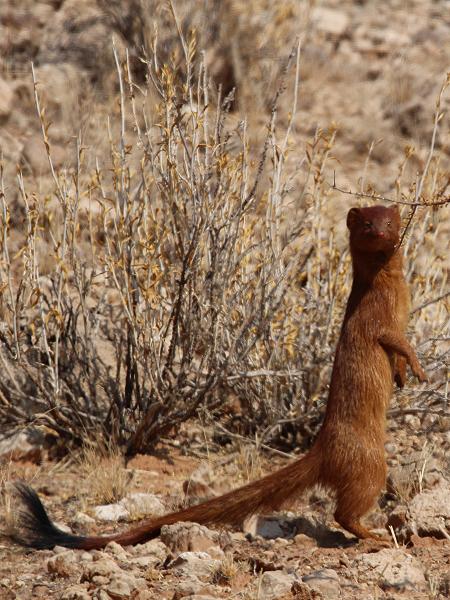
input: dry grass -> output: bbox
[78,441,130,504]
[210,552,248,585]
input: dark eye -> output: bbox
[364,221,372,230]
[386,221,391,227]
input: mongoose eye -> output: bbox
[363,221,372,231]
[386,221,392,227]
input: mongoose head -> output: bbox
[347,205,401,255]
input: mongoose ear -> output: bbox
[347,207,361,229]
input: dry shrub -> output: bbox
[0,24,448,457]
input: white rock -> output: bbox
[121,492,165,517]
[243,515,295,539]
[354,549,426,590]
[303,568,340,599]
[72,512,96,526]
[259,570,296,600]
[93,503,130,522]
[133,538,169,558]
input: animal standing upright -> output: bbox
[12,204,427,550]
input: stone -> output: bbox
[93,503,130,523]
[104,573,146,599]
[81,557,121,581]
[259,570,296,600]
[354,549,426,591]
[46,551,79,578]
[302,568,340,599]
[120,492,165,518]
[388,481,450,542]
[60,584,91,600]
[105,541,129,561]
[243,515,296,539]
[172,576,204,600]
[406,483,450,539]
[132,538,169,562]
[169,551,221,580]
[72,512,96,526]
[160,522,228,554]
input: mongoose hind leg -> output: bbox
[334,472,387,544]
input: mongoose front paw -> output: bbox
[412,364,427,383]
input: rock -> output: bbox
[120,492,165,518]
[311,8,349,37]
[388,481,450,542]
[132,592,154,600]
[354,549,426,591]
[105,541,129,561]
[131,538,169,567]
[0,429,45,463]
[93,493,165,523]
[133,538,169,558]
[160,522,229,554]
[93,503,130,523]
[80,552,93,562]
[258,570,296,600]
[243,515,296,539]
[169,551,221,580]
[81,557,121,581]
[302,568,340,599]
[104,573,146,599]
[406,483,450,539]
[46,551,79,578]
[0,77,14,122]
[172,576,204,600]
[60,584,91,600]
[72,512,96,527]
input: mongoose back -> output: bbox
[12,204,427,549]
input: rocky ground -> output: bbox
[1,420,449,599]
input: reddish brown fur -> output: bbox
[13,205,427,550]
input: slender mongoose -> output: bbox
[12,204,427,549]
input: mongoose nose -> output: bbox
[377,231,385,238]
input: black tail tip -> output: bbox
[10,480,87,550]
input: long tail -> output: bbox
[12,450,320,550]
